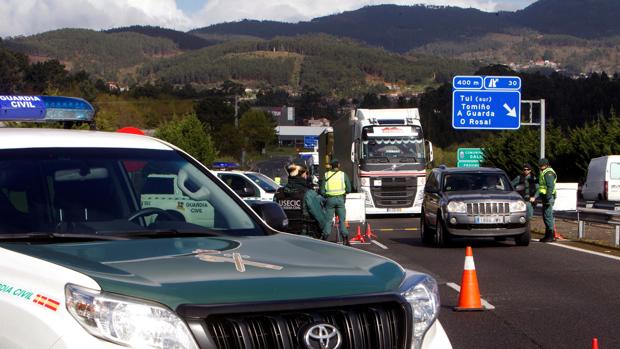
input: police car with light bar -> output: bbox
[0,96,451,349]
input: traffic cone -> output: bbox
[592,338,599,349]
[365,223,377,240]
[454,246,484,311]
[349,226,366,243]
[554,224,566,240]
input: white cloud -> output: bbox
[1,0,534,37]
[1,0,192,37]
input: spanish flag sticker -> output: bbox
[33,294,60,311]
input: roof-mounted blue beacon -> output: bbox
[0,95,95,127]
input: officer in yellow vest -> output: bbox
[537,158,557,242]
[321,159,351,245]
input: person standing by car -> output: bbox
[321,159,351,245]
[511,163,538,220]
[274,160,328,239]
[538,158,557,242]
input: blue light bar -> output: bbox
[0,95,95,122]
[212,162,240,169]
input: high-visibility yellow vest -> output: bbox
[325,170,346,196]
[538,167,557,195]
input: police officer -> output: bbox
[511,163,537,220]
[537,158,557,242]
[274,160,327,239]
[321,159,351,245]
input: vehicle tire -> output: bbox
[420,211,433,245]
[434,215,449,247]
[515,225,531,246]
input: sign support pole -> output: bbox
[521,99,546,160]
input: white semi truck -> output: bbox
[319,108,433,214]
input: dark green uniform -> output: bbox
[321,169,351,240]
[538,167,557,240]
[274,176,327,238]
[511,173,537,219]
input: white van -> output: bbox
[582,155,620,201]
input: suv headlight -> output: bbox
[400,273,440,349]
[446,201,467,213]
[509,200,527,212]
[65,284,198,349]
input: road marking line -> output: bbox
[546,242,620,261]
[378,228,394,231]
[446,282,496,310]
[371,240,389,249]
[377,228,418,231]
[404,228,418,231]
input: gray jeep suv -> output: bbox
[421,166,530,247]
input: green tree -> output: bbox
[239,110,277,153]
[155,114,217,165]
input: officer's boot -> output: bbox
[343,235,350,246]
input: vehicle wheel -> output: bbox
[434,216,449,247]
[420,211,433,245]
[515,225,531,246]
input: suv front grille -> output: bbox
[178,296,410,349]
[466,202,510,215]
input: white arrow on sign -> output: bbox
[503,103,517,117]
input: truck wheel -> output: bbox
[420,211,433,244]
[434,216,449,247]
[515,226,531,246]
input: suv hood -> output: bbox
[444,191,523,201]
[2,234,404,309]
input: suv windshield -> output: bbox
[244,172,280,193]
[443,173,512,192]
[0,148,261,237]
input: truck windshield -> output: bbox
[0,148,261,237]
[361,126,425,163]
[443,173,512,192]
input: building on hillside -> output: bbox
[305,118,330,127]
[276,126,329,149]
[254,106,295,126]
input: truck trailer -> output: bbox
[319,108,432,214]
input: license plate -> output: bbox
[387,208,403,213]
[474,216,504,224]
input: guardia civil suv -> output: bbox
[0,96,451,349]
[421,166,529,247]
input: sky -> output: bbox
[1,0,538,38]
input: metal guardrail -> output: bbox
[548,202,620,247]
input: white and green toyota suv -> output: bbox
[0,97,451,349]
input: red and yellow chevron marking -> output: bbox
[33,294,60,311]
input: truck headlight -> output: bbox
[400,273,440,349]
[65,284,198,349]
[446,201,467,213]
[509,200,527,212]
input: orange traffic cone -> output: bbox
[554,224,566,241]
[454,246,484,311]
[365,223,377,240]
[592,338,599,349]
[349,226,366,243]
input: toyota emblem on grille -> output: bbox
[301,323,342,349]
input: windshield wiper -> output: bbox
[0,232,130,242]
[398,156,418,163]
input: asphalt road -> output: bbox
[349,216,620,349]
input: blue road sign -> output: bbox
[304,136,318,149]
[452,75,521,130]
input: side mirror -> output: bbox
[424,186,438,193]
[249,201,289,231]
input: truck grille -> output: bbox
[466,202,510,215]
[370,177,417,208]
[178,296,410,349]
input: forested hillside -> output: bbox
[4,29,179,82]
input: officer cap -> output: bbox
[538,158,549,166]
[523,163,532,170]
[330,159,340,167]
